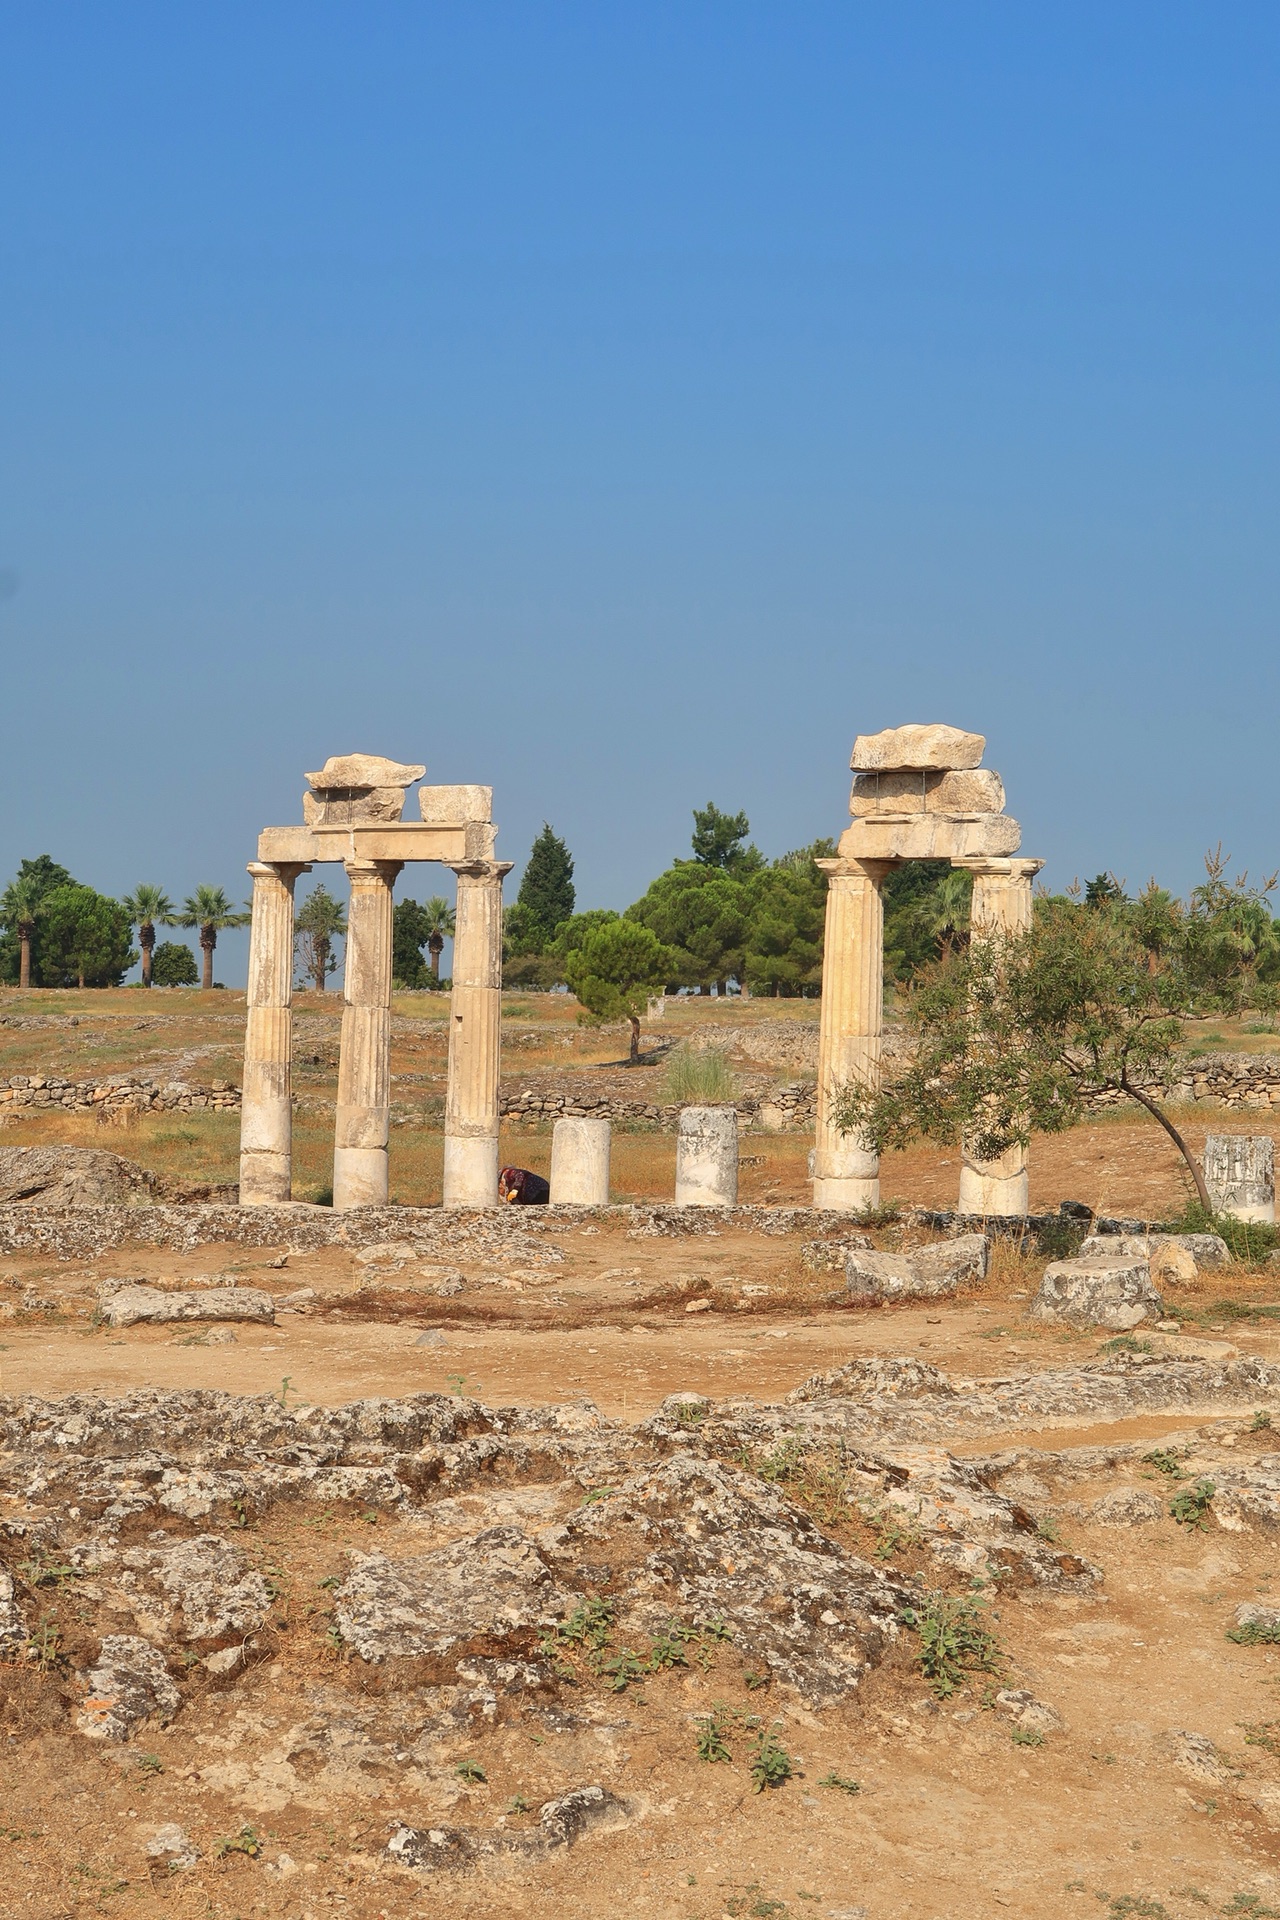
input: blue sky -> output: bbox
[2,5,1278,980]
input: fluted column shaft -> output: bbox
[239,861,309,1205]
[333,859,402,1210]
[957,857,1043,1217]
[812,857,891,1210]
[443,860,512,1208]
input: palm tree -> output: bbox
[175,885,250,990]
[0,875,44,989]
[421,895,456,980]
[122,885,175,988]
[294,884,347,992]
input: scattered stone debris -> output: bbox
[144,1824,200,1870]
[1090,1489,1164,1526]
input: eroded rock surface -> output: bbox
[101,1285,276,1328]
[76,1634,180,1741]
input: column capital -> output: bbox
[343,858,405,883]
[247,860,311,883]
[815,856,895,883]
[450,860,515,883]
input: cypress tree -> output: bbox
[517,825,576,943]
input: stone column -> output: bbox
[675,1106,739,1207]
[1205,1135,1276,1224]
[332,859,403,1211]
[239,861,309,1205]
[443,860,513,1208]
[812,858,891,1210]
[550,1116,611,1206]
[956,857,1044,1217]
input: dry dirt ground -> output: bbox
[6,991,1280,1917]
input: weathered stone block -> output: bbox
[849,768,1006,817]
[76,1635,180,1741]
[101,1285,276,1328]
[674,1106,738,1208]
[845,1233,990,1302]
[850,724,985,772]
[418,783,494,824]
[1205,1134,1275,1223]
[1026,1255,1163,1329]
[1078,1232,1222,1287]
[302,787,406,825]
[838,813,1021,861]
[305,754,425,791]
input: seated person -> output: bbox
[498,1165,550,1205]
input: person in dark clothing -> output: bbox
[498,1165,550,1205]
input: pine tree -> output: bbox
[516,825,576,945]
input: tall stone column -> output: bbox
[443,860,513,1209]
[333,859,403,1211]
[957,857,1044,1217]
[239,860,309,1206]
[812,858,891,1210]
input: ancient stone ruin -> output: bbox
[239,754,510,1211]
[812,722,1043,1216]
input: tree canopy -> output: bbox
[627,863,749,991]
[563,917,675,1062]
[38,885,136,988]
[513,824,576,950]
[690,802,764,876]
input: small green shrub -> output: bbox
[1228,1619,1280,1646]
[816,1771,861,1793]
[1169,1478,1216,1529]
[1252,1410,1274,1431]
[1142,1448,1187,1479]
[1160,1200,1280,1264]
[900,1590,1003,1699]
[1034,1217,1086,1261]
[749,1723,793,1792]
[150,941,199,987]
[454,1761,486,1783]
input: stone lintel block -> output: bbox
[303,788,406,826]
[850,724,985,772]
[419,783,493,825]
[849,768,1005,817]
[259,824,470,866]
[305,754,426,791]
[837,813,1021,862]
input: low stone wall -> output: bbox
[498,1082,818,1132]
[0,1075,241,1117]
[1091,1053,1280,1112]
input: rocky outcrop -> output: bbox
[99,1284,276,1329]
[844,1233,990,1303]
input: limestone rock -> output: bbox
[1165,1729,1233,1786]
[1080,1231,1228,1284]
[850,724,985,772]
[145,1825,199,1870]
[1090,1488,1163,1526]
[303,787,406,826]
[0,1560,26,1653]
[305,754,426,792]
[845,1234,989,1303]
[418,783,494,825]
[838,814,1021,862]
[76,1635,179,1741]
[801,1234,873,1273]
[117,1534,273,1641]
[334,1525,565,1661]
[849,768,1005,817]
[1233,1602,1280,1636]
[101,1285,276,1329]
[992,1688,1063,1734]
[1027,1255,1163,1330]
[0,1146,165,1209]
[386,1786,628,1872]
[549,1454,910,1706]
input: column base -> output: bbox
[239,1150,293,1206]
[958,1166,1028,1217]
[1220,1201,1277,1224]
[443,1133,499,1209]
[812,1175,880,1212]
[549,1117,611,1206]
[333,1146,389,1211]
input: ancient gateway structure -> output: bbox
[238,755,510,1212]
[812,723,1043,1217]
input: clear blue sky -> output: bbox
[2,5,1278,981]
